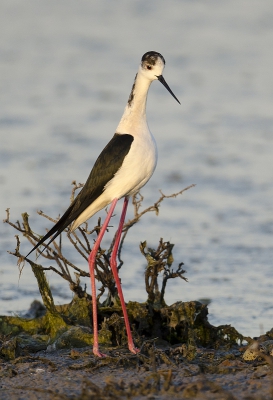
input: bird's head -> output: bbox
[140,51,180,104]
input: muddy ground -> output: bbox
[1,339,273,400]
[0,271,272,400]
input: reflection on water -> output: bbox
[1,0,273,338]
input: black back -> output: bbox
[26,133,134,257]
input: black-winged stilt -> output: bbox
[26,51,180,357]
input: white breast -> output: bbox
[104,130,158,199]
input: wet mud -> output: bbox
[1,297,273,400]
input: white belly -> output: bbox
[104,131,157,198]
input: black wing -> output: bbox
[26,133,134,258]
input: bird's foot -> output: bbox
[129,344,140,354]
[93,347,107,358]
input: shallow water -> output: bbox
[1,0,273,338]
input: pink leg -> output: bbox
[110,197,139,354]
[88,198,118,357]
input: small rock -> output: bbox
[242,340,273,361]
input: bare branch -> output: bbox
[68,232,89,261]
[37,210,59,224]
[123,185,195,233]
[5,183,192,306]
[70,180,84,203]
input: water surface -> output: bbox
[1,0,273,338]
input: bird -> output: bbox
[26,51,180,357]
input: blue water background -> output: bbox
[0,0,273,337]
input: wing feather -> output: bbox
[26,133,134,258]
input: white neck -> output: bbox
[116,71,152,135]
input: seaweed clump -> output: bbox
[1,183,243,361]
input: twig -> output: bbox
[5,183,193,305]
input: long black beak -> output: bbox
[156,75,180,104]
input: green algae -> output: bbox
[0,292,243,361]
[0,315,44,336]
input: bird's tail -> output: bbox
[25,202,76,259]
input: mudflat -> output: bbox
[0,341,272,400]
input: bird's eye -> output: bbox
[147,65,152,70]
